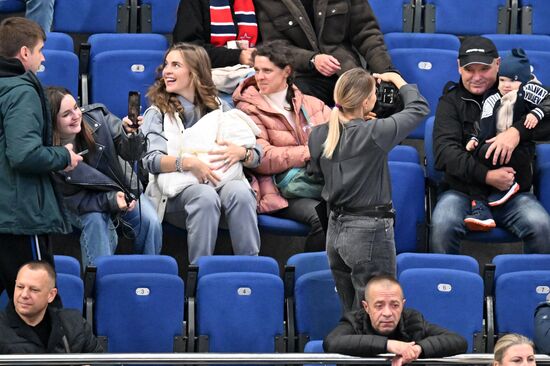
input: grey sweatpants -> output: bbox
[164,180,260,264]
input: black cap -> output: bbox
[458,36,499,67]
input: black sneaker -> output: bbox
[464,200,496,231]
[488,182,520,207]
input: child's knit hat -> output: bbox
[499,48,531,83]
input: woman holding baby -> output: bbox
[141,42,261,264]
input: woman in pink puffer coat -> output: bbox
[234,41,331,252]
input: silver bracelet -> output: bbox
[175,156,184,172]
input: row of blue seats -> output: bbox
[0,0,179,34]
[374,0,550,35]
[3,0,548,36]
[4,253,548,354]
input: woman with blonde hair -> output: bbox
[141,42,261,264]
[493,334,536,366]
[308,68,429,312]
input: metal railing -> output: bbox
[0,353,549,365]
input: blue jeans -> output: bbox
[430,190,550,254]
[25,0,54,31]
[77,194,163,268]
[326,212,396,313]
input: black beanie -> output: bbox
[499,48,531,83]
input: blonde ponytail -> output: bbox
[321,68,376,160]
[323,107,342,159]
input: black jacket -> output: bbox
[0,303,102,354]
[434,80,550,194]
[172,0,245,68]
[323,308,467,357]
[255,0,393,75]
[53,104,144,215]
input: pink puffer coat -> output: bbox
[234,76,331,213]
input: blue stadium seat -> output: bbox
[94,272,185,352]
[186,256,282,352]
[54,255,81,277]
[525,51,550,85]
[536,144,550,169]
[368,0,416,33]
[304,340,324,352]
[257,214,310,236]
[483,254,550,349]
[90,255,182,352]
[424,0,510,34]
[389,145,420,164]
[37,50,79,97]
[294,270,341,352]
[493,254,550,279]
[196,271,284,352]
[424,116,444,186]
[56,273,84,313]
[44,32,74,51]
[519,0,550,35]
[196,255,279,277]
[94,254,178,277]
[481,34,550,53]
[285,253,340,350]
[84,33,168,115]
[87,33,168,59]
[389,161,426,253]
[53,0,129,33]
[0,291,7,310]
[389,48,459,139]
[0,0,24,12]
[535,162,550,215]
[384,33,460,51]
[287,252,329,280]
[400,268,484,353]
[495,270,550,339]
[139,0,180,34]
[396,253,479,277]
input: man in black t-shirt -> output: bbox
[0,261,102,354]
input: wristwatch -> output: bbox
[240,148,252,162]
[309,54,318,70]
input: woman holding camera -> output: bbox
[47,87,162,268]
[308,69,429,312]
[233,41,331,252]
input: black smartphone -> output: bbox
[128,91,141,128]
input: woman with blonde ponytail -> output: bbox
[308,68,429,312]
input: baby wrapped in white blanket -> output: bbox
[156,107,260,197]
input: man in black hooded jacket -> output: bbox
[324,275,467,365]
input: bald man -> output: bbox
[324,275,467,366]
[0,261,102,354]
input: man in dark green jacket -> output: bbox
[324,275,467,366]
[0,261,102,353]
[0,17,82,302]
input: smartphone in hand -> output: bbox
[128,91,141,128]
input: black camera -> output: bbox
[373,81,403,118]
[376,82,398,105]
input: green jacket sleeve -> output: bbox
[3,85,70,173]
